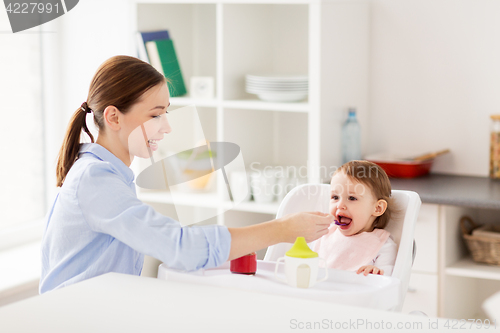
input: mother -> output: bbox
[40,56,332,293]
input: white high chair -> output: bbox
[263,184,421,312]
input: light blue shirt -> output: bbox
[40,143,231,294]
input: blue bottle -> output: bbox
[341,108,362,164]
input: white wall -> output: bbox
[54,0,134,141]
[367,0,500,177]
[0,10,44,228]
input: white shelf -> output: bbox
[445,257,500,281]
[139,191,280,214]
[170,97,218,108]
[170,97,309,113]
[223,99,309,113]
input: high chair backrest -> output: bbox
[263,183,421,312]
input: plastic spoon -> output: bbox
[334,220,349,226]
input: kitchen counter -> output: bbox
[390,173,500,210]
[0,272,454,332]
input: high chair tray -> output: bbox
[158,260,400,310]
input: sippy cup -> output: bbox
[274,237,328,288]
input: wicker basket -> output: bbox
[460,216,500,266]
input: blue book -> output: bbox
[136,30,171,63]
[142,30,170,43]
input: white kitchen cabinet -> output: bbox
[401,202,500,320]
[439,205,500,320]
[130,0,370,225]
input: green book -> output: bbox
[145,39,187,97]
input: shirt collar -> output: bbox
[79,143,135,184]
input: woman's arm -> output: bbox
[227,212,333,260]
[78,162,333,268]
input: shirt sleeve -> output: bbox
[371,236,398,276]
[76,161,231,271]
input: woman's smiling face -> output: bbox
[329,172,385,236]
[124,83,172,159]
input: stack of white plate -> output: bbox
[245,74,308,102]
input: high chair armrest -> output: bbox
[412,239,416,266]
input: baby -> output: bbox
[313,160,397,276]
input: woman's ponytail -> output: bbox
[55,104,94,187]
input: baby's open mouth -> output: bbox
[335,215,352,227]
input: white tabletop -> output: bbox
[158,261,400,311]
[0,272,484,332]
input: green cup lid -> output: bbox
[285,237,318,258]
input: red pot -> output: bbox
[366,159,434,178]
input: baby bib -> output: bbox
[313,226,390,271]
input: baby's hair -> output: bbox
[333,160,392,229]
